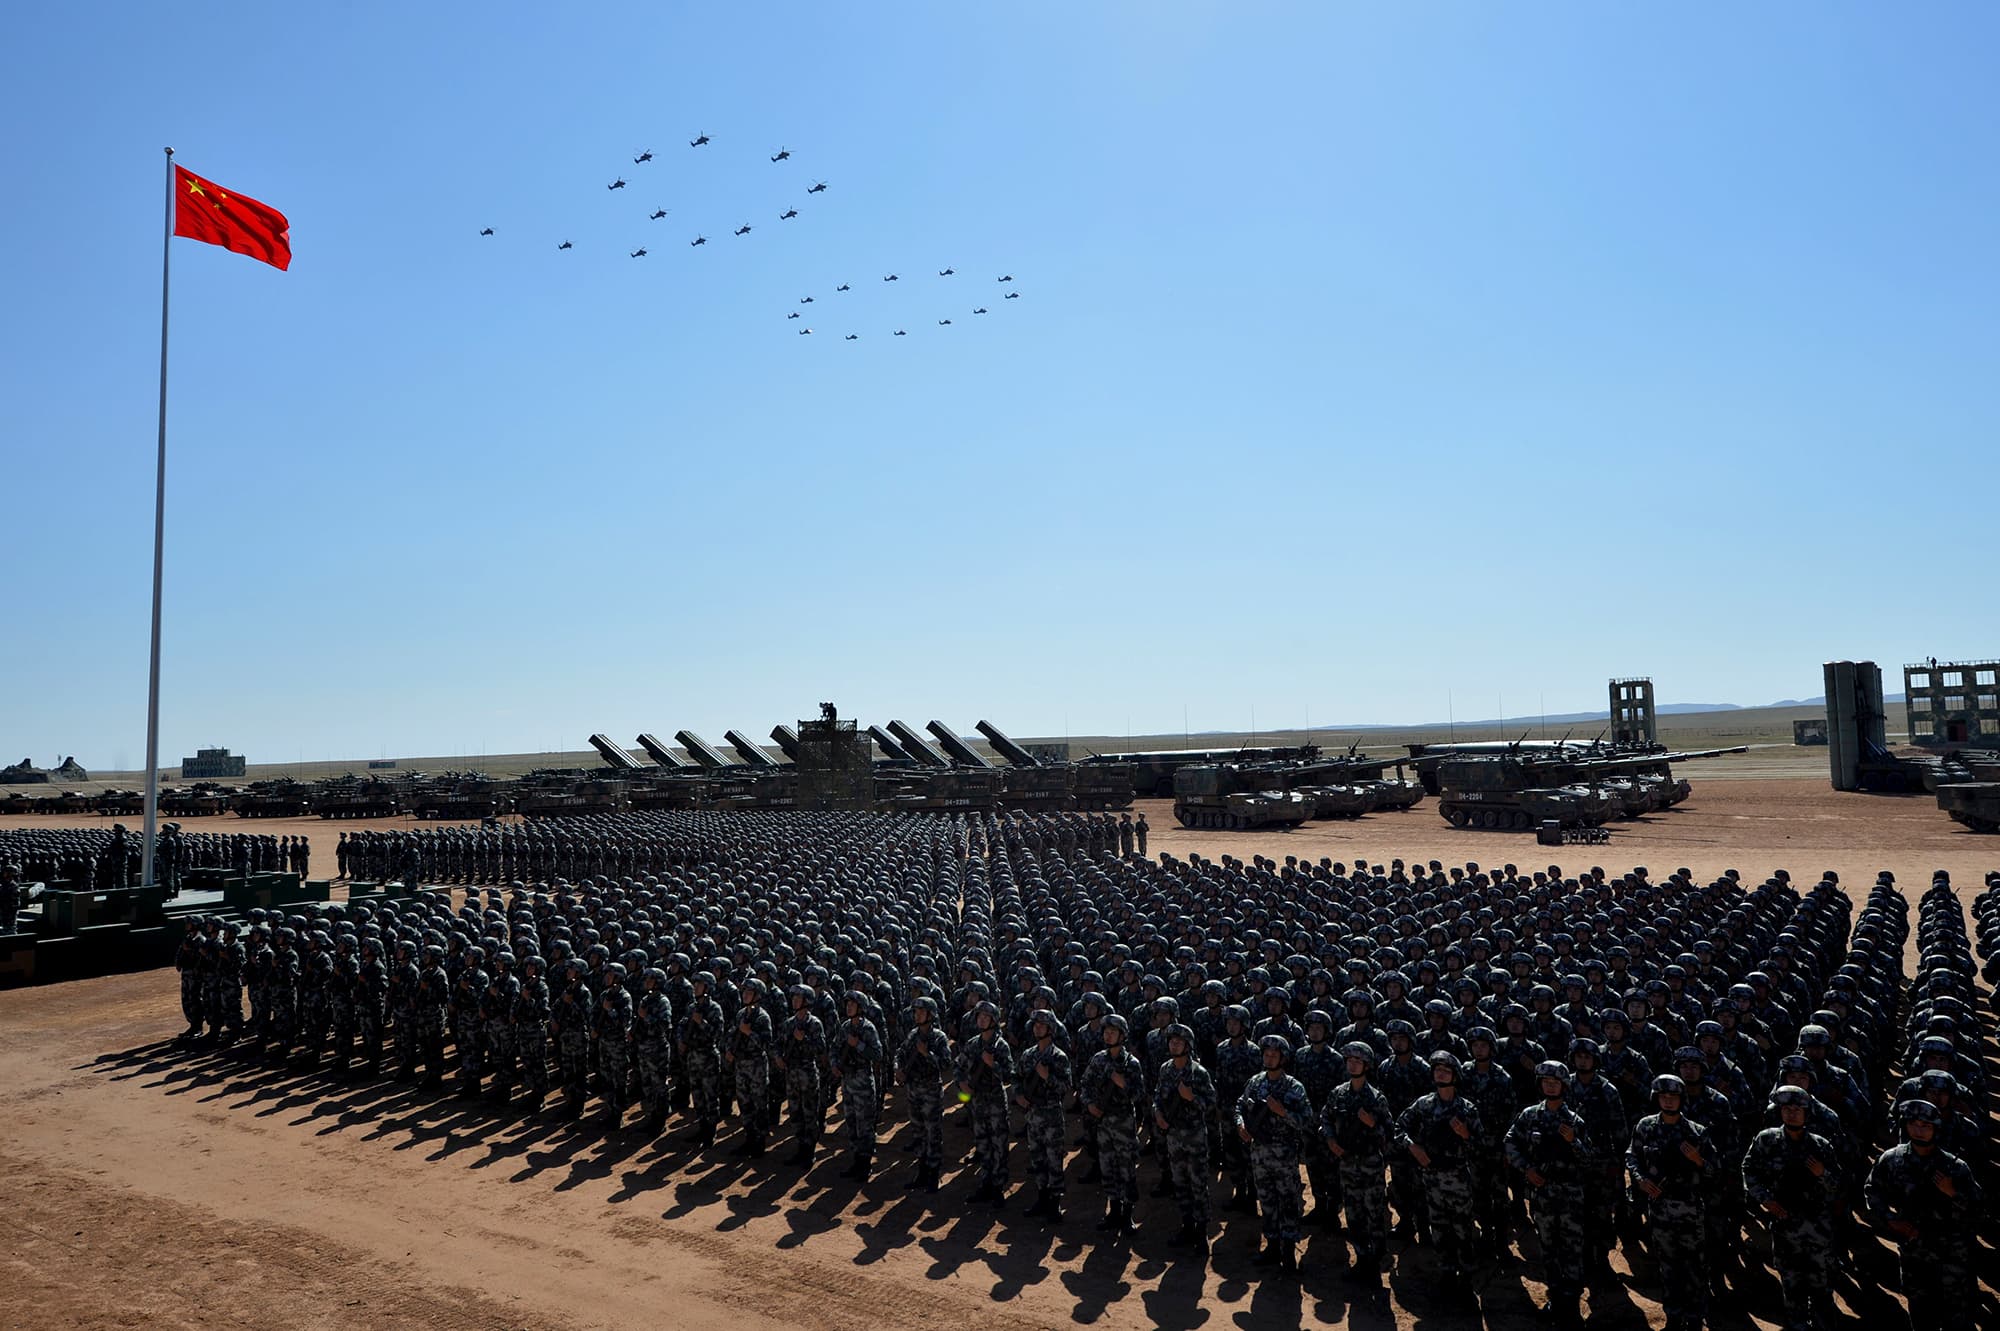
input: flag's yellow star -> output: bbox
[186,179,206,197]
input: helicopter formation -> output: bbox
[472,133,1026,340]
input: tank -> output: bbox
[1435,756,1615,832]
[1294,783,1378,819]
[310,774,409,819]
[1172,765,1313,830]
[1937,783,2000,833]
[233,779,314,817]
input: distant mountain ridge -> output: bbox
[1182,694,1856,737]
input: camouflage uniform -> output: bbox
[1015,1036,1073,1199]
[1152,1053,1217,1235]
[1080,1040,1145,1208]
[1211,1031,1262,1206]
[1864,1139,1982,1331]
[265,939,300,1056]
[592,984,633,1116]
[779,1012,828,1160]
[1627,1110,1715,1328]
[897,1020,955,1180]
[632,983,676,1127]
[513,965,552,1099]
[1321,1073,1400,1266]
[957,1025,1015,1195]
[1740,1124,1841,1331]
[480,971,519,1094]
[678,991,726,1138]
[728,997,776,1147]
[552,978,594,1111]
[175,926,205,1034]
[1398,1087,1484,1278]
[1235,1064,1313,1255]
[1503,1099,1592,1302]
[830,1016,883,1162]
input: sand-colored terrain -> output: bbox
[2,778,1994,1331]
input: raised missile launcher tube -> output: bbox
[926,721,996,769]
[887,720,952,769]
[636,734,694,769]
[725,729,780,767]
[590,734,647,770]
[866,725,916,765]
[675,730,737,770]
[976,720,1041,768]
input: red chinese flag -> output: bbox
[172,164,291,271]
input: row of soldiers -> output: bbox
[0,824,306,897]
[169,809,1994,1330]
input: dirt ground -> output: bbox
[2,779,1995,1331]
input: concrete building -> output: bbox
[1904,660,2000,747]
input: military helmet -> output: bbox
[1898,1099,1941,1125]
[1258,1034,1292,1060]
[1769,1086,1810,1110]
[1651,1074,1686,1098]
[1164,1022,1194,1049]
[1340,1041,1378,1069]
[1103,1012,1131,1036]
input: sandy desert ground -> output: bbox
[2,778,1994,1331]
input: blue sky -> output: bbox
[3,3,1996,769]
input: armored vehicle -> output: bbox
[1083,744,1320,799]
[310,774,409,819]
[1435,756,1614,832]
[233,779,314,817]
[998,766,1072,811]
[1068,763,1135,810]
[160,783,235,816]
[1937,783,2000,833]
[1172,765,1313,830]
[514,775,629,818]
[878,768,999,813]
[410,774,511,821]
[708,770,798,811]
[1295,783,1377,819]
[93,789,145,816]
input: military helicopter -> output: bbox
[634,149,653,163]
[799,295,814,304]
[807,180,827,193]
[893,329,907,336]
[972,307,987,314]
[1004,291,1020,299]
[630,248,647,258]
[787,311,801,319]
[844,333,858,340]
[779,207,799,220]
[557,240,573,250]
[649,209,668,220]
[882,273,898,282]
[690,235,706,247]
[770,147,791,162]
[689,132,710,147]
[938,318,952,326]
[608,178,626,190]
[797,327,813,335]
[734,223,752,236]
[836,283,850,292]
[938,267,955,276]
[997,275,1013,282]
[479,227,494,236]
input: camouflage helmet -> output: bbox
[1898,1099,1941,1125]
[1102,1012,1131,1037]
[1029,1009,1059,1036]
[1340,1041,1379,1069]
[1651,1074,1686,1098]
[1258,1034,1293,1061]
[1768,1085,1810,1111]
[1164,1022,1194,1051]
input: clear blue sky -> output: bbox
[4,3,1996,769]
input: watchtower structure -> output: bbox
[1904,660,2000,748]
[794,704,874,810]
[1609,678,1657,747]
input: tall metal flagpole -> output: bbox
[141,147,174,891]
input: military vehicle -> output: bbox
[160,783,235,816]
[514,774,630,818]
[1937,783,2000,833]
[878,768,999,812]
[998,766,1071,811]
[1083,744,1320,799]
[410,774,511,820]
[1294,783,1378,819]
[92,789,145,816]
[0,791,31,815]
[1172,765,1313,830]
[233,779,314,817]
[310,774,409,819]
[1069,763,1135,810]
[1436,755,1613,832]
[708,770,798,810]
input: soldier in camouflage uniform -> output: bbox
[632,968,676,1133]
[957,1001,1015,1205]
[1321,1040,1399,1284]
[678,972,726,1146]
[299,931,334,1065]
[728,977,776,1157]
[389,940,421,1079]
[777,986,827,1165]
[1864,1100,1982,1331]
[1151,1022,1215,1255]
[175,918,205,1039]
[592,965,633,1124]
[1741,1086,1842,1331]
[328,934,359,1072]
[355,938,388,1076]
[207,921,245,1046]
[1504,1061,1592,1327]
[1212,1005,1262,1214]
[243,921,271,1046]
[1081,1011,1145,1235]
[514,955,552,1104]
[448,950,485,1094]
[1292,1010,1344,1230]
[552,962,594,1117]
[1627,1075,1715,1331]
[897,995,954,1191]
[830,991,883,1178]
[1234,1034,1313,1275]
[1399,1051,1484,1294]
[1015,1008,1073,1219]
[263,928,300,1063]
[479,956,520,1100]
[1380,1018,1436,1242]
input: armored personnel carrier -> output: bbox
[160,783,235,816]
[1068,763,1135,810]
[1937,783,2000,833]
[310,774,409,819]
[877,768,999,813]
[410,774,512,821]
[93,789,145,816]
[1172,765,1313,830]
[233,779,314,817]
[514,774,629,818]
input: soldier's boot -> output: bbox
[1252,1238,1281,1267]
[788,1138,815,1167]
[984,1182,1009,1210]
[731,1129,758,1157]
[1026,1187,1051,1218]
[1228,1181,1256,1214]
[1043,1189,1063,1223]
[1094,1199,1119,1232]
[1167,1220,1198,1249]
[1276,1244,1299,1276]
[1109,1202,1135,1236]
[486,1078,510,1104]
[968,1179,997,1205]
[1346,1253,1382,1285]
[457,1071,480,1099]
[853,1148,872,1181]
[744,1130,767,1160]
[920,1163,942,1193]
